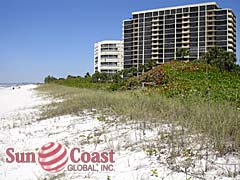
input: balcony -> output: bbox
[182,39,190,43]
[152,18,159,22]
[151,56,158,59]
[152,22,159,26]
[152,28,159,32]
[182,43,190,48]
[100,58,120,63]
[182,18,190,23]
[182,30,190,34]
[207,12,215,16]
[152,30,160,34]
[228,32,235,38]
[182,14,190,18]
[182,25,190,29]
[152,42,159,46]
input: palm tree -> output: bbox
[84,72,91,78]
[176,48,190,61]
[203,47,237,71]
[138,64,147,75]
[129,66,138,77]
[146,59,157,70]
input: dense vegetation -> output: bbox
[44,47,240,106]
[39,47,240,153]
[127,61,240,105]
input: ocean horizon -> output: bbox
[0,83,37,88]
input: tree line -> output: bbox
[45,47,240,84]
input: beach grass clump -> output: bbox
[36,84,240,153]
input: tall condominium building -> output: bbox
[123,2,236,69]
[94,40,124,74]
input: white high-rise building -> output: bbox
[94,40,124,74]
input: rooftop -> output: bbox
[95,40,123,44]
[132,2,219,15]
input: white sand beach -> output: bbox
[0,85,239,180]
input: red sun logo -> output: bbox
[38,142,68,173]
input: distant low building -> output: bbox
[94,40,124,74]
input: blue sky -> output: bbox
[0,0,239,83]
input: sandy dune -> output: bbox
[0,85,239,180]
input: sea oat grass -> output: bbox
[36,84,240,153]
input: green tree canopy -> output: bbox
[176,48,190,60]
[202,47,237,72]
[44,75,57,83]
[84,72,91,78]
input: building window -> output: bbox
[145,12,152,17]
[200,22,205,26]
[190,17,198,22]
[183,8,189,13]
[216,25,227,30]
[215,20,227,25]
[171,9,176,14]
[216,36,227,41]
[215,10,227,15]
[216,15,227,20]
[133,14,138,19]
[177,14,182,18]
[159,11,164,15]
[153,11,158,16]
[216,41,227,46]
[190,7,198,12]
[177,9,182,13]
[165,10,170,15]
[190,22,198,27]
[165,19,175,24]
[190,12,198,17]
[200,12,205,16]
[200,32,205,36]
[200,6,206,11]
[207,5,217,10]
[200,17,205,21]
[216,31,227,35]
[165,15,175,19]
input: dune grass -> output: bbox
[36,84,240,154]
